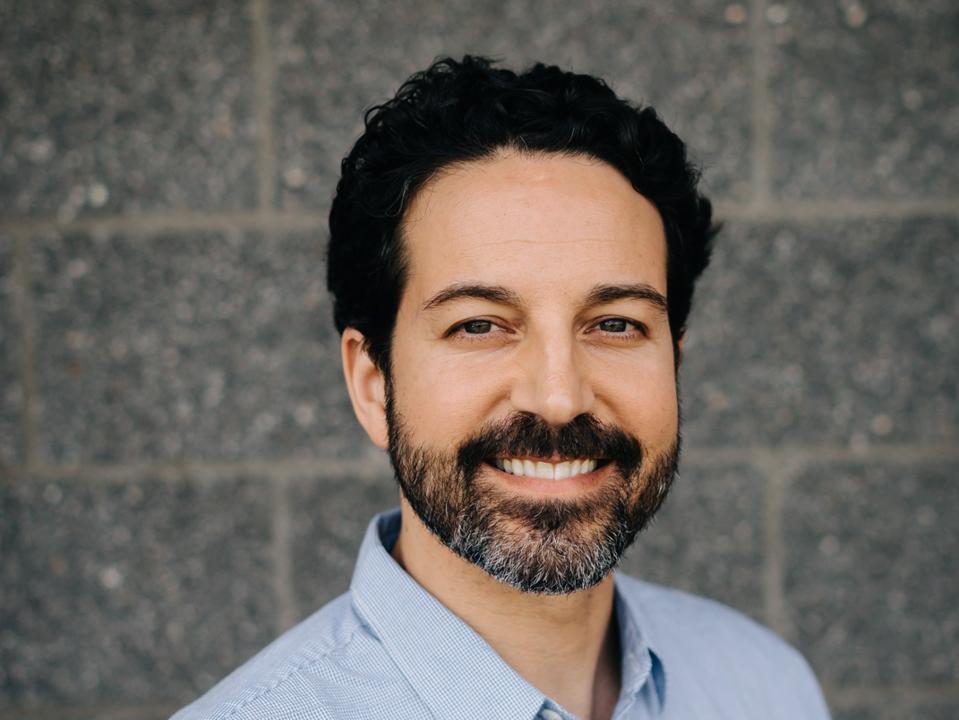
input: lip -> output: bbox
[481,458,611,496]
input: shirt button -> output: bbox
[540,710,564,720]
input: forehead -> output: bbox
[400,151,667,304]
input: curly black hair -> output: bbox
[328,55,718,373]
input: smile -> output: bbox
[491,458,604,481]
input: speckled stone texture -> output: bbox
[784,462,959,685]
[30,229,368,464]
[289,467,397,618]
[0,471,276,708]
[680,218,958,447]
[271,0,752,208]
[0,238,22,467]
[768,0,959,199]
[0,1,256,217]
[620,462,767,623]
[1,0,956,717]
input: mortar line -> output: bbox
[0,210,326,235]
[749,0,772,208]
[12,230,39,469]
[825,681,959,707]
[272,472,298,632]
[2,198,958,237]
[252,0,277,212]
[759,451,790,638]
[716,197,959,221]
[21,454,393,484]
[18,441,958,485]
[682,442,959,467]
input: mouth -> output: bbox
[490,457,609,481]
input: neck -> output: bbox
[390,500,622,720]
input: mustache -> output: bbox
[457,412,643,474]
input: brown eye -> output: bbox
[462,320,493,334]
[598,318,629,333]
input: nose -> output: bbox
[509,326,595,427]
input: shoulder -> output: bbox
[616,574,831,718]
[618,573,789,654]
[169,592,403,720]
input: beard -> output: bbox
[385,384,680,595]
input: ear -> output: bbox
[675,333,685,369]
[341,328,389,449]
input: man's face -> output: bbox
[385,151,680,594]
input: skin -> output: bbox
[342,150,679,720]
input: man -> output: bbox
[173,56,830,720]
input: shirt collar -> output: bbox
[613,573,668,714]
[349,508,666,719]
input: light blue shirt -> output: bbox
[172,508,831,720]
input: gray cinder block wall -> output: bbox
[1,1,957,718]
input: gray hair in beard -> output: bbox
[386,400,680,595]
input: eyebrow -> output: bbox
[421,282,668,315]
[583,283,668,316]
[422,284,522,311]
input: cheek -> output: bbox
[391,343,509,446]
[590,350,678,445]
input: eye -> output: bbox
[446,318,507,341]
[461,319,493,334]
[598,318,629,333]
[591,317,649,339]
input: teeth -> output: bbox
[493,458,601,480]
